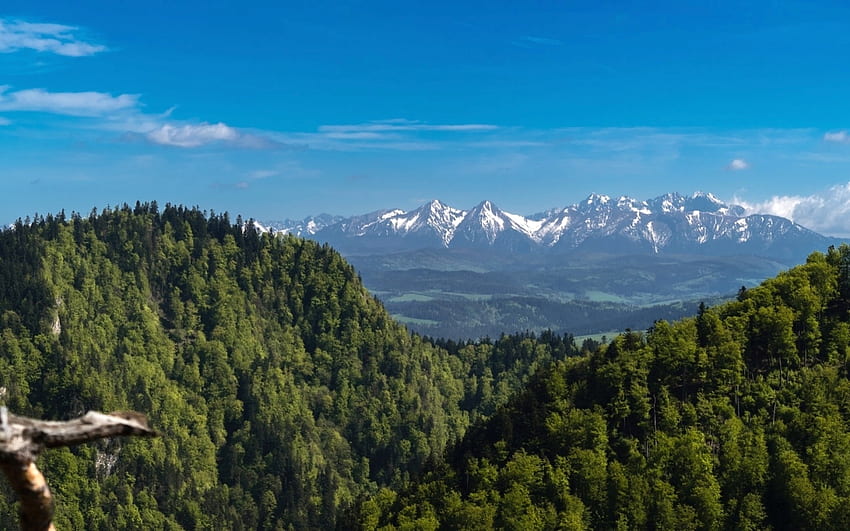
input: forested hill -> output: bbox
[0,203,577,529]
[359,245,850,530]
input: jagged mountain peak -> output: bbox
[265,192,830,259]
[638,191,729,215]
[422,198,451,212]
[468,199,500,215]
[692,190,722,202]
[425,198,464,218]
[444,200,541,250]
[686,191,727,212]
[456,203,503,243]
[586,193,611,203]
[323,200,466,247]
[648,192,687,213]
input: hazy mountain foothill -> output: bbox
[265,192,835,339]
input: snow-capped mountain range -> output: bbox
[263,192,832,259]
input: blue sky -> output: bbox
[3,1,850,235]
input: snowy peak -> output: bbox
[453,201,503,245]
[577,193,612,213]
[421,199,466,232]
[442,200,540,249]
[331,199,541,248]
[265,192,830,259]
[685,192,727,213]
[263,214,344,236]
[691,191,723,206]
[466,200,505,232]
[645,192,730,215]
[648,192,689,213]
[382,199,465,244]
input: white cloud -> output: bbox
[0,87,139,116]
[737,182,850,236]
[739,195,808,220]
[0,86,284,149]
[146,122,239,147]
[726,158,749,170]
[318,121,499,133]
[0,18,106,56]
[825,130,850,143]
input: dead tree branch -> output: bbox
[0,408,157,530]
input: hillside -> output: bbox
[0,204,575,529]
[358,245,850,529]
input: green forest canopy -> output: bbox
[0,203,575,529]
[3,203,850,529]
[359,244,850,530]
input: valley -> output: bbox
[352,251,783,338]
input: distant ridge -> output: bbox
[263,192,832,261]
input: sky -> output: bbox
[2,1,850,235]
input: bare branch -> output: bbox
[0,409,157,530]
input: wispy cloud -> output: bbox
[0,86,287,149]
[825,130,850,143]
[726,158,749,170]
[737,182,850,236]
[262,119,501,152]
[563,127,748,152]
[318,120,499,134]
[0,18,106,57]
[144,122,288,149]
[146,122,238,147]
[0,86,138,116]
[262,124,824,157]
[320,131,389,140]
[468,140,548,148]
